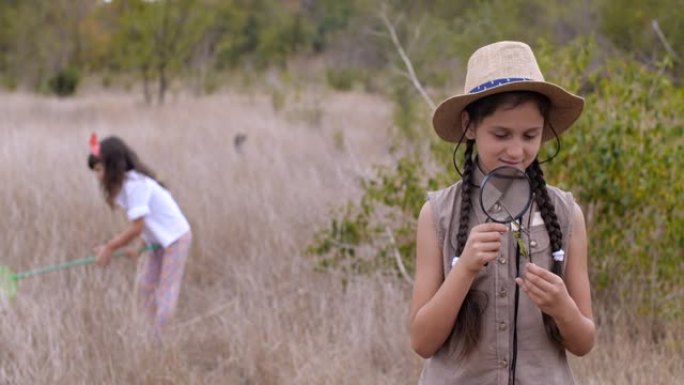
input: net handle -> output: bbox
[12,244,160,281]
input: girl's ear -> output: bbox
[462,111,476,140]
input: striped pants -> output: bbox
[137,231,192,335]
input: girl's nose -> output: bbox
[506,141,524,159]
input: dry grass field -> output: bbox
[0,88,681,384]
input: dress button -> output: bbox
[498,257,507,264]
[530,240,538,248]
[498,321,507,331]
[498,287,507,297]
[499,358,508,368]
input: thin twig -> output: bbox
[385,226,414,285]
[658,289,684,305]
[174,299,238,330]
[651,20,679,61]
[379,7,436,110]
[326,237,357,250]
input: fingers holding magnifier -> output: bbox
[472,222,509,235]
[460,223,509,273]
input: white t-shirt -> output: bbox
[115,170,190,248]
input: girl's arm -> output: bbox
[410,201,507,358]
[96,218,145,266]
[516,202,595,356]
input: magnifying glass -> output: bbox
[479,166,532,224]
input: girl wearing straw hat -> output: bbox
[88,135,192,338]
[411,41,594,384]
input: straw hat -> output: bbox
[432,41,584,143]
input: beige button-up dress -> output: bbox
[419,169,578,385]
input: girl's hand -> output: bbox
[460,223,508,274]
[95,245,114,267]
[124,246,141,260]
[515,263,571,317]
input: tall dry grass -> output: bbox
[0,89,681,384]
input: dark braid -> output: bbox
[526,159,564,348]
[456,140,475,256]
[451,139,486,358]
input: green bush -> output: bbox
[539,42,684,321]
[1,74,18,91]
[47,67,80,97]
[325,68,356,91]
[309,36,684,327]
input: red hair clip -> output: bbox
[89,133,100,157]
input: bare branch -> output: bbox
[379,7,436,110]
[385,226,414,285]
[657,289,684,305]
[174,299,238,330]
[651,19,679,61]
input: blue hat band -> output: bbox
[469,77,531,93]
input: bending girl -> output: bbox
[88,135,192,337]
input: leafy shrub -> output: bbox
[47,68,80,97]
[325,68,356,91]
[539,41,684,321]
[309,36,684,328]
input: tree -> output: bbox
[112,0,210,103]
[0,0,94,92]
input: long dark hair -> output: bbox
[87,136,159,208]
[453,91,564,357]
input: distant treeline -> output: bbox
[0,0,681,100]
